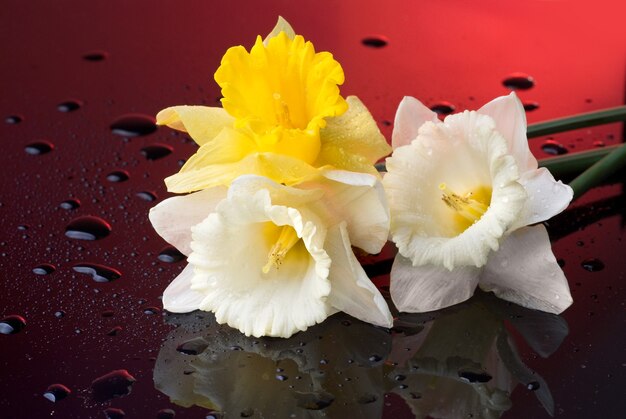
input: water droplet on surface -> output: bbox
[25,141,54,155]
[73,263,122,283]
[57,100,82,112]
[593,140,605,147]
[83,50,109,61]
[140,143,173,160]
[110,114,157,137]
[65,216,111,240]
[54,311,65,318]
[526,381,541,390]
[33,263,56,275]
[5,115,23,124]
[136,191,157,202]
[158,246,185,263]
[523,101,539,111]
[458,368,492,383]
[60,199,81,210]
[275,374,288,381]
[91,369,136,402]
[357,393,378,404]
[106,170,130,182]
[103,407,126,419]
[430,101,455,115]
[581,258,605,272]
[368,354,382,363]
[294,391,335,410]
[143,306,160,315]
[394,374,406,381]
[240,408,254,418]
[156,409,176,419]
[176,337,209,355]
[0,315,26,334]
[43,384,71,402]
[361,35,388,48]
[502,72,535,90]
[541,140,568,155]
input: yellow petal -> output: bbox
[165,153,325,193]
[264,16,296,43]
[319,96,391,164]
[314,144,381,178]
[156,106,234,146]
[179,127,256,170]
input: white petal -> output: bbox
[478,92,537,171]
[390,255,480,313]
[326,223,393,328]
[149,187,228,255]
[162,264,204,313]
[511,168,573,230]
[187,183,334,338]
[480,225,573,314]
[391,96,438,149]
[264,16,296,43]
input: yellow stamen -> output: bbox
[262,225,300,274]
[439,183,491,227]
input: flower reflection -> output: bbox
[387,291,568,418]
[153,311,391,418]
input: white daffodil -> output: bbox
[384,92,573,314]
[149,172,393,338]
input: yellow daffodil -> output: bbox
[156,17,391,192]
[384,93,573,314]
[149,171,392,338]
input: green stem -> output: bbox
[538,145,617,177]
[527,106,626,138]
[568,143,626,199]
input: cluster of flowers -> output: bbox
[149,18,573,338]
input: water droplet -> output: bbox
[275,374,288,381]
[91,369,136,402]
[593,140,605,148]
[357,393,378,404]
[394,374,406,381]
[143,306,160,315]
[106,170,130,182]
[103,407,126,419]
[83,50,109,61]
[361,35,388,48]
[581,258,605,272]
[54,311,65,318]
[229,345,243,351]
[72,263,121,283]
[156,409,176,419]
[458,368,492,383]
[294,391,335,410]
[526,381,541,390]
[60,199,81,210]
[176,337,209,355]
[0,315,26,334]
[158,246,185,263]
[5,115,23,124]
[523,101,540,112]
[541,140,568,155]
[136,191,157,202]
[502,72,535,90]
[43,384,71,402]
[33,263,56,275]
[409,392,422,399]
[25,141,54,155]
[57,100,82,112]
[430,101,455,115]
[240,408,254,418]
[368,354,382,363]
[65,216,111,240]
[140,143,173,160]
[107,326,123,336]
[110,114,157,137]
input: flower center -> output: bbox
[262,225,301,274]
[439,183,492,232]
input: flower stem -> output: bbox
[538,145,616,177]
[567,143,626,199]
[527,106,626,138]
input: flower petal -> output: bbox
[510,168,573,230]
[477,92,537,171]
[162,264,205,313]
[326,223,393,328]
[391,96,438,149]
[390,255,481,313]
[156,106,234,146]
[480,224,573,314]
[319,96,392,164]
[264,16,296,43]
[149,186,228,255]
[187,183,333,338]
[301,170,390,254]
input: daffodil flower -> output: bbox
[149,172,393,338]
[156,17,391,192]
[384,92,574,314]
